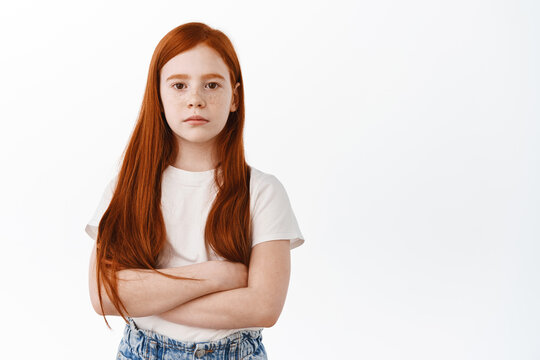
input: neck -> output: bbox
[173,139,218,172]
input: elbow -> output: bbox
[90,288,117,316]
[91,296,123,316]
[91,297,121,316]
[89,281,106,315]
[260,313,279,328]
[90,293,107,315]
[90,290,132,317]
[251,289,286,327]
[92,303,105,316]
[258,304,283,328]
[89,278,118,315]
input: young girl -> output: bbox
[85,22,305,359]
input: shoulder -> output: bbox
[249,166,286,197]
[98,173,120,209]
[248,165,293,213]
[107,173,120,191]
[101,173,119,200]
[247,165,305,249]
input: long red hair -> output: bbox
[95,22,251,328]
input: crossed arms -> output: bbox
[88,239,291,329]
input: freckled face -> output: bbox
[159,43,240,147]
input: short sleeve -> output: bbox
[84,176,117,241]
[250,174,305,250]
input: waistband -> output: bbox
[124,317,263,354]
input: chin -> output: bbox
[177,135,217,145]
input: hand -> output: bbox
[206,260,248,291]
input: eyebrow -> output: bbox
[166,73,226,81]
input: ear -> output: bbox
[230,82,240,112]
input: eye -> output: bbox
[172,82,185,90]
[206,82,220,89]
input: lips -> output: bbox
[184,115,209,122]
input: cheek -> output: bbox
[161,91,180,106]
[160,90,173,109]
[205,92,228,106]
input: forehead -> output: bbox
[160,44,230,81]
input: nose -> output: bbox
[187,88,206,108]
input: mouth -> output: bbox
[184,119,209,125]
[184,115,209,122]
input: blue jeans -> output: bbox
[116,317,268,360]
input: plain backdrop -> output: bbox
[0,1,538,359]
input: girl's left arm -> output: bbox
[158,239,291,329]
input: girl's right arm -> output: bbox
[88,243,247,317]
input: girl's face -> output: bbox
[159,43,240,149]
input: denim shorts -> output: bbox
[116,317,268,360]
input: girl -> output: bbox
[85,22,305,360]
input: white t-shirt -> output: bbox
[85,164,305,341]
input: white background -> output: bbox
[0,1,538,359]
